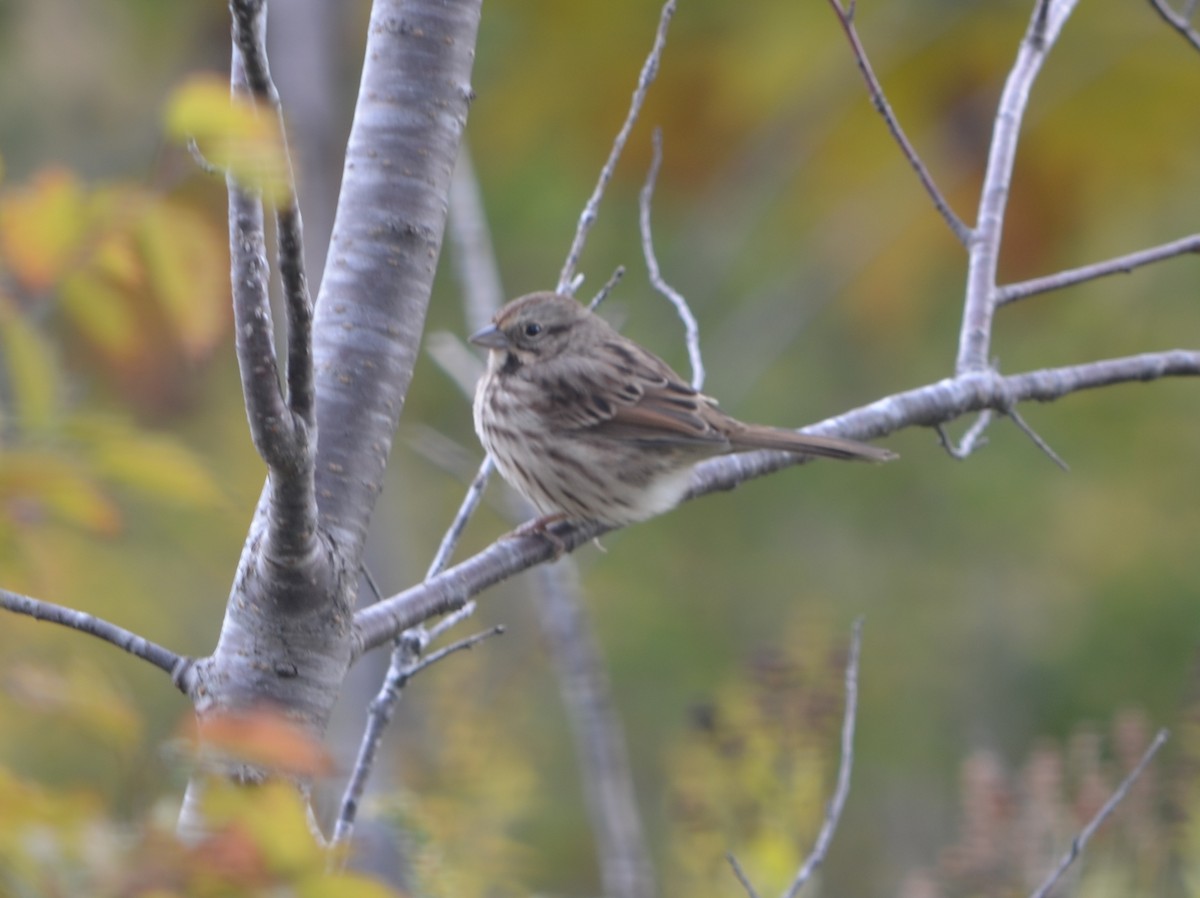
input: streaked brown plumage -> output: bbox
[471,292,895,528]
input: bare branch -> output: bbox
[781,617,863,898]
[1,589,192,691]
[639,129,705,390]
[428,456,496,577]
[352,348,1200,654]
[1148,0,1200,51]
[331,607,499,852]
[405,623,505,679]
[425,599,482,644]
[936,410,993,459]
[230,0,314,430]
[996,233,1200,305]
[1005,407,1069,471]
[957,0,1080,375]
[556,0,677,294]
[726,853,762,898]
[228,1,318,563]
[1028,728,1169,898]
[825,0,970,245]
[589,265,628,311]
[333,455,495,849]
[227,134,291,464]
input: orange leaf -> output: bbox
[184,708,333,779]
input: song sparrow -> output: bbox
[471,291,895,528]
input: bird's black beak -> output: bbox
[469,323,510,351]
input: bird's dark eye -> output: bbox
[523,322,543,338]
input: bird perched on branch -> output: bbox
[471,291,894,529]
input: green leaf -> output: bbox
[0,297,60,435]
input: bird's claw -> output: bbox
[506,514,570,559]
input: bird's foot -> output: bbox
[506,514,571,559]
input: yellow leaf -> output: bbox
[59,254,143,362]
[165,75,290,204]
[200,779,323,875]
[136,200,229,358]
[0,296,60,434]
[0,168,90,291]
[0,450,122,536]
[68,414,225,508]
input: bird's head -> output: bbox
[469,292,594,370]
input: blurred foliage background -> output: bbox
[1,0,1200,895]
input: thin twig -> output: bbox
[825,0,970,246]
[333,457,494,851]
[725,619,864,898]
[428,456,496,578]
[639,128,705,390]
[1006,407,1069,471]
[426,600,481,644]
[589,266,627,311]
[1,589,192,692]
[360,564,384,603]
[1148,0,1200,51]
[725,852,762,898]
[1028,728,1169,898]
[406,624,505,680]
[331,611,499,853]
[995,233,1200,305]
[936,410,994,459]
[781,617,863,898]
[556,0,677,294]
[186,138,222,176]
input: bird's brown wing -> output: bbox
[535,337,896,462]
[537,338,732,448]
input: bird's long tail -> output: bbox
[728,424,897,462]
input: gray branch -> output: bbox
[352,349,1200,653]
[957,0,1080,375]
[1028,728,1169,898]
[1,588,193,692]
[726,619,864,898]
[996,232,1200,305]
[825,0,970,245]
[556,0,677,295]
[228,0,319,566]
[1148,0,1200,50]
[639,129,704,391]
